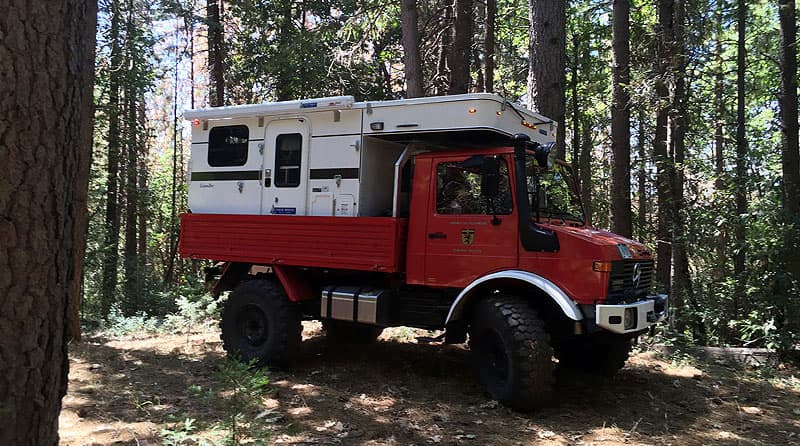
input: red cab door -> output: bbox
[423,155,518,287]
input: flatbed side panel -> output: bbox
[179,214,408,272]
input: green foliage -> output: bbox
[216,358,274,446]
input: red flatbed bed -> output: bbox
[179,214,408,272]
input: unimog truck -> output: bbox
[179,93,668,410]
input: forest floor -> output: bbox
[60,323,800,446]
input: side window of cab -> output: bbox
[435,158,512,215]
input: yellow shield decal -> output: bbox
[461,229,475,246]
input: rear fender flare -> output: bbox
[445,270,583,324]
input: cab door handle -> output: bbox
[428,232,447,239]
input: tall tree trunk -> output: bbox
[611,0,633,238]
[778,0,800,240]
[437,4,453,95]
[101,0,123,319]
[580,122,593,224]
[0,0,96,443]
[654,0,674,294]
[778,0,800,342]
[207,0,225,106]
[401,0,424,98]
[484,0,496,93]
[733,0,747,320]
[123,0,139,314]
[714,3,727,280]
[570,41,581,174]
[528,0,566,159]
[166,24,180,285]
[637,108,648,241]
[448,0,472,94]
[137,101,148,280]
[671,0,694,334]
[275,4,293,101]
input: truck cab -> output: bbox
[179,94,668,411]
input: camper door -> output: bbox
[262,118,310,215]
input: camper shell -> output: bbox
[183,93,555,218]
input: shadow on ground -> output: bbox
[60,328,800,445]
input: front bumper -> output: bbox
[595,294,669,334]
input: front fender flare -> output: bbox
[445,270,584,324]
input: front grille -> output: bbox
[607,260,654,303]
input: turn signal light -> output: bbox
[592,261,612,273]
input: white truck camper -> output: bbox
[183,93,556,218]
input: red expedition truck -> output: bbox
[180,94,668,410]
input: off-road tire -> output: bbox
[322,320,384,344]
[555,335,631,377]
[468,296,554,411]
[220,280,301,367]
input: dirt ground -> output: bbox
[60,323,800,445]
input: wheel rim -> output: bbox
[236,304,269,347]
[481,331,510,385]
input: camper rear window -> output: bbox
[208,125,249,167]
[275,133,302,187]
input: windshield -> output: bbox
[525,154,585,224]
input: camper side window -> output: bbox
[275,133,302,187]
[208,125,249,167]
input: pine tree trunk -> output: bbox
[101,0,123,318]
[166,23,181,285]
[778,0,800,240]
[654,0,674,294]
[528,0,566,159]
[580,123,593,224]
[0,0,96,443]
[778,0,800,342]
[124,3,139,313]
[611,0,633,238]
[484,0,496,93]
[448,0,472,94]
[207,0,225,106]
[137,102,148,279]
[671,0,693,333]
[437,4,453,95]
[733,0,747,319]
[637,109,648,241]
[401,0,424,98]
[714,3,727,280]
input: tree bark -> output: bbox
[0,0,96,443]
[437,4,453,95]
[733,0,747,318]
[779,0,799,218]
[123,0,139,314]
[448,0,472,94]
[207,0,225,106]
[654,0,674,294]
[580,122,593,224]
[528,0,566,159]
[778,0,800,342]
[637,108,648,241]
[101,0,123,319]
[484,0,496,93]
[714,3,727,280]
[401,0,424,98]
[671,0,693,333]
[611,0,633,238]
